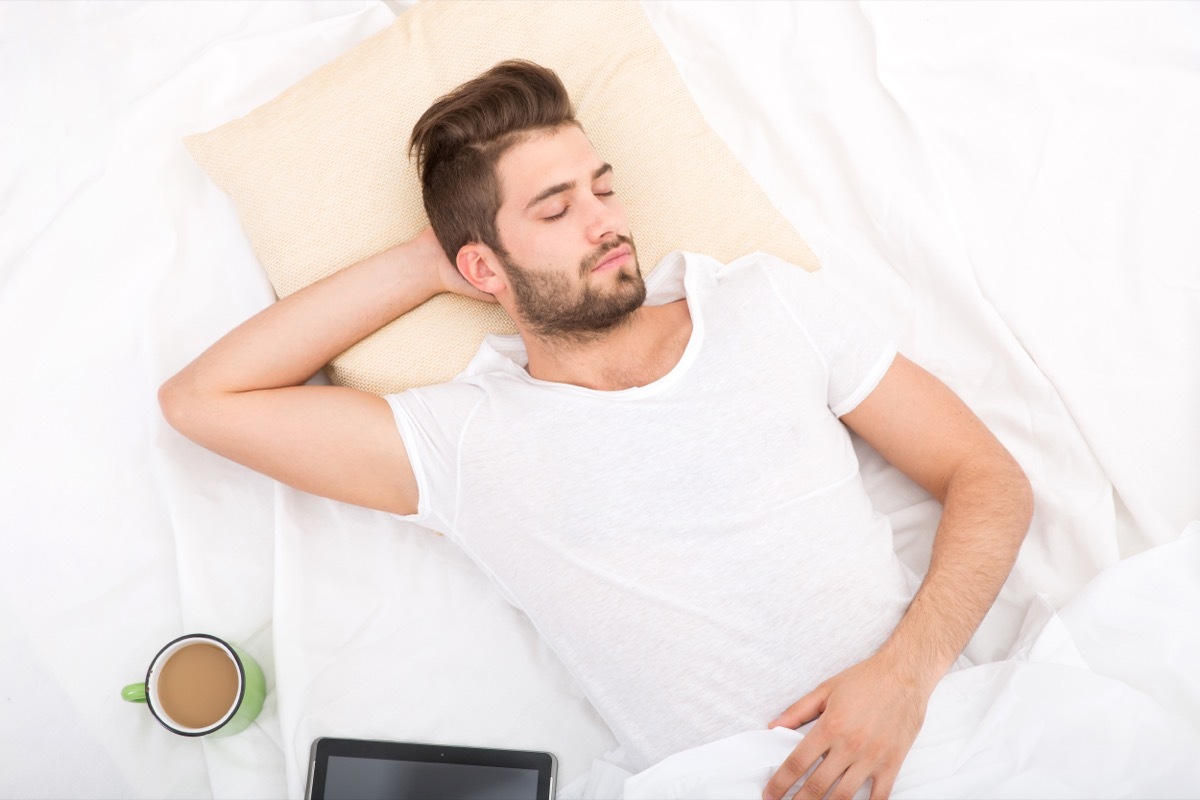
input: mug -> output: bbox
[121,633,266,737]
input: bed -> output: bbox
[2,0,1198,797]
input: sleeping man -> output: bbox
[159,60,1032,800]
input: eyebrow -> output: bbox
[524,163,613,211]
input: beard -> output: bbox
[501,234,647,342]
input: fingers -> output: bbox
[868,770,897,800]
[795,755,849,800]
[769,684,827,730]
[761,736,830,800]
[761,722,900,800]
[829,763,872,800]
[831,762,899,800]
[762,685,831,799]
[463,285,499,303]
[764,753,891,800]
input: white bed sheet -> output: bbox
[1,2,398,796]
[2,1,1198,798]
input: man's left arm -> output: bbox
[762,354,1034,800]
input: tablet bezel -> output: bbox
[305,737,557,800]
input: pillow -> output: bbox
[184,0,820,395]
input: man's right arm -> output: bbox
[158,227,491,516]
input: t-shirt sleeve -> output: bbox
[384,380,484,536]
[757,253,897,416]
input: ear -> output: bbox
[456,243,507,296]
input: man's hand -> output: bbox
[404,226,497,304]
[761,652,933,800]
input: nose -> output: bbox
[583,191,624,244]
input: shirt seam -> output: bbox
[830,343,897,417]
[448,393,487,534]
[387,397,432,522]
[761,264,832,391]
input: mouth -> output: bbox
[592,244,631,273]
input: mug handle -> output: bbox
[121,683,147,703]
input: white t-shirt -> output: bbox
[386,251,914,771]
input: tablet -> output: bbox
[305,737,558,800]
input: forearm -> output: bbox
[165,243,438,397]
[877,456,1033,689]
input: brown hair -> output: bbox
[409,60,578,263]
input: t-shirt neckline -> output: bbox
[483,251,705,399]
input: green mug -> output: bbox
[121,633,266,737]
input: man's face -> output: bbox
[492,124,646,339]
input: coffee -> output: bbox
[156,643,239,729]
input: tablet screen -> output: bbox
[324,755,538,800]
[307,738,556,800]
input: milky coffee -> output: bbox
[157,643,239,729]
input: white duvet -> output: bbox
[2,1,1198,798]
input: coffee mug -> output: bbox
[121,633,266,737]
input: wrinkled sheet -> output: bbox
[2,1,1198,798]
[0,2,398,797]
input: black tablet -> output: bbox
[305,737,558,800]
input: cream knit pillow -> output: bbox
[184,0,819,395]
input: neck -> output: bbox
[519,302,689,391]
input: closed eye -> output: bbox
[542,191,616,223]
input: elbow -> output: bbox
[1000,454,1034,543]
[158,373,200,438]
[1016,471,1034,530]
[951,449,1034,544]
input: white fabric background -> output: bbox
[0,3,398,797]
[2,1,1197,797]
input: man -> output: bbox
[160,61,1032,800]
